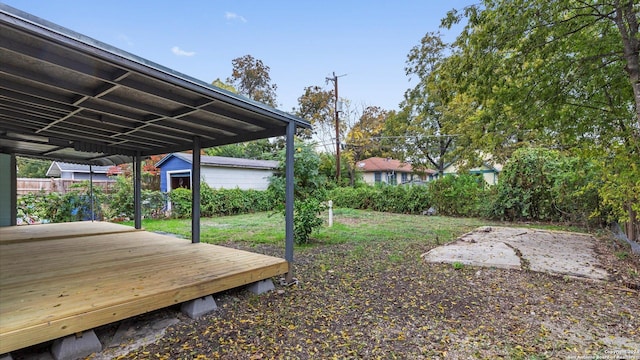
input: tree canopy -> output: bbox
[226,55,278,107]
[16,157,49,178]
[429,0,638,231]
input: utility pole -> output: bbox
[326,72,346,183]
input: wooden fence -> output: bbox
[17,178,116,196]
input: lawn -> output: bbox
[119,209,639,359]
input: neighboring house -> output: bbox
[46,161,115,181]
[356,157,435,186]
[155,153,279,193]
[441,161,503,185]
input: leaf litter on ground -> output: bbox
[111,211,639,360]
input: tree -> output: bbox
[16,157,49,178]
[439,0,639,238]
[341,106,390,184]
[211,78,238,93]
[204,139,280,160]
[345,106,389,161]
[226,55,278,107]
[107,155,162,191]
[295,85,336,149]
[390,32,458,175]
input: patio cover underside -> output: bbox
[0,4,309,166]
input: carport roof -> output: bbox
[0,4,310,166]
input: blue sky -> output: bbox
[4,1,473,114]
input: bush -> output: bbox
[427,174,485,217]
[169,188,192,218]
[294,198,325,245]
[328,184,433,214]
[490,147,602,224]
[106,176,165,219]
[108,175,134,218]
[269,142,327,244]
[18,181,108,223]
[168,185,277,219]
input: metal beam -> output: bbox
[191,137,201,243]
[284,120,296,283]
[134,152,142,229]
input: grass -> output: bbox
[129,209,585,254]
[128,209,492,249]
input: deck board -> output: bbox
[0,221,140,244]
[0,222,288,354]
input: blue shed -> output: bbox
[156,153,279,193]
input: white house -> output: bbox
[442,161,503,185]
[155,153,279,192]
[356,157,436,186]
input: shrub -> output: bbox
[491,147,559,221]
[294,198,325,245]
[168,185,277,219]
[490,147,602,224]
[18,181,108,223]
[328,184,433,214]
[269,142,327,244]
[108,175,134,218]
[427,174,485,217]
[169,187,192,218]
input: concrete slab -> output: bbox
[50,331,101,360]
[507,229,610,280]
[422,227,611,281]
[422,241,521,269]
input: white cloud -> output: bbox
[171,46,196,57]
[225,11,247,23]
[117,34,134,47]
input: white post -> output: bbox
[328,200,333,227]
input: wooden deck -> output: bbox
[0,222,288,354]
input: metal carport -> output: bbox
[0,2,309,260]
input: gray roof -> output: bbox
[0,4,310,166]
[45,161,115,177]
[157,153,279,170]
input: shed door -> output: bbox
[170,173,191,190]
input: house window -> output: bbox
[374,171,381,183]
[388,172,397,185]
[401,172,408,183]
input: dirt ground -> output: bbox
[12,225,640,360]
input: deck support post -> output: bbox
[50,330,101,360]
[134,152,142,229]
[180,295,217,319]
[284,121,296,283]
[247,279,275,294]
[0,353,13,360]
[0,153,17,226]
[191,136,201,243]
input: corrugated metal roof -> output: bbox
[157,153,279,170]
[0,4,310,166]
[46,161,115,177]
